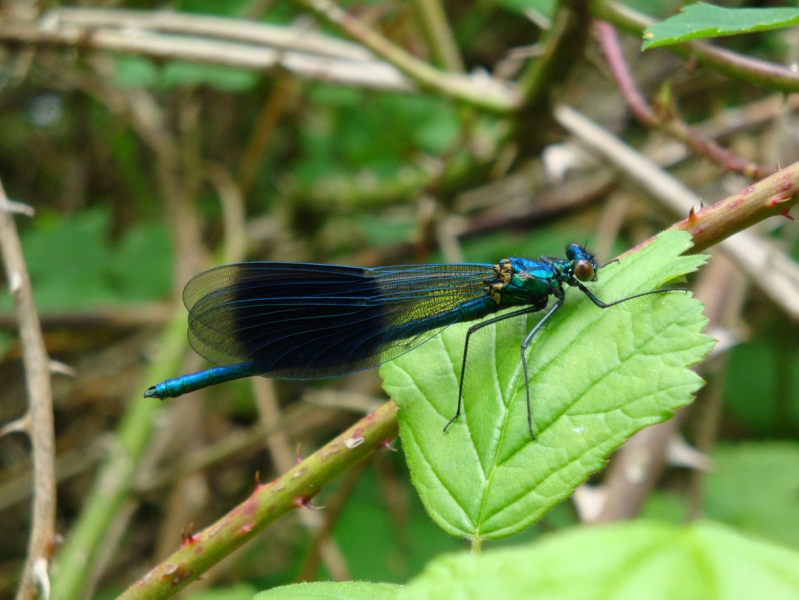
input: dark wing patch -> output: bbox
[183,262,495,380]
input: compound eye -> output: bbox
[574,259,595,282]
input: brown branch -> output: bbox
[0,304,172,330]
[237,75,294,199]
[294,461,369,581]
[589,247,741,522]
[0,182,57,600]
[256,376,352,579]
[589,413,686,522]
[684,253,746,520]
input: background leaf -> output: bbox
[396,520,799,599]
[704,442,799,550]
[0,209,172,311]
[381,230,714,540]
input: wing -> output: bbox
[183,262,496,380]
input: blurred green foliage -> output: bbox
[295,89,461,180]
[330,465,464,582]
[115,57,261,92]
[1,209,171,311]
[724,325,799,436]
[705,443,799,550]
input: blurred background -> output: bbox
[1,0,799,598]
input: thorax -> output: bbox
[484,257,563,306]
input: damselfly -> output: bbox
[145,244,680,439]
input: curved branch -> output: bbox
[117,401,399,600]
[0,181,57,600]
[594,20,774,179]
[593,1,799,93]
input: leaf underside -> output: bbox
[643,3,799,50]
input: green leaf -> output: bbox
[253,581,401,599]
[397,520,799,599]
[381,230,714,541]
[705,442,799,550]
[643,3,799,50]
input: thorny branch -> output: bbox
[0,180,57,600]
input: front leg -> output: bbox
[573,280,686,309]
[520,293,565,441]
[444,302,548,433]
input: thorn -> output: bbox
[667,435,714,472]
[293,495,324,510]
[181,526,197,547]
[704,325,740,358]
[781,208,796,221]
[0,414,30,438]
[380,438,397,452]
[253,472,270,493]
[572,483,606,523]
[43,538,57,559]
[1,199,35,217]
[49,360,76,377]
[8,271,22,294]
[33,557,50,600]
[295,443,303,465]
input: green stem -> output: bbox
[413,0,464,72]
[471,535,483,555]
[669,163,799,255]
[51,308,189,600]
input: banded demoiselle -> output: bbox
[145,243,680,439]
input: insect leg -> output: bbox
[444,304,546,433]
[520,294,565,441]
[573,281,686,309]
